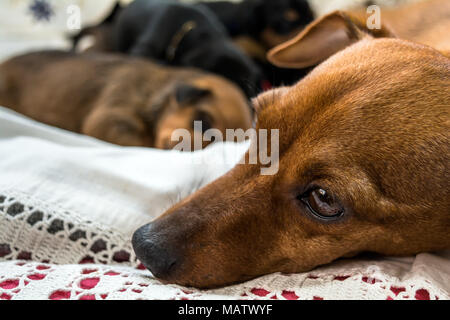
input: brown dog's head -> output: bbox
[82,73,252,150]
[153,75,253,150]
[132,12,450,288]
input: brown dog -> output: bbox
[0,51,252,150]
[132,0,450,288]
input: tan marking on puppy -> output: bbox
[233,36,268,62]
[260,26,306,50]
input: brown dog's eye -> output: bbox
[300,188,344,220]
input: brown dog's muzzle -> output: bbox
[132,222,180,280]
[131,168,289,288]
[132,193,217,281]
[131,192,213,281]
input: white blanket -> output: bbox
[0,107,247,235]
[0,107,449,300]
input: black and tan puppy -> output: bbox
[71,0,309,89]
[0,50,252,150]
[113,0,264,98]
[198,0,314,48]
[196,0,315,87]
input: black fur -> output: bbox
[197,0,315,86]
[198,0,314,39]
[114,0,264,98]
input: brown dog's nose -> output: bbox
[132,223,178,279]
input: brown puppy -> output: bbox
[0,51,252,150]
[132,0,450,288]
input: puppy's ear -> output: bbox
[175,84,212,105]
[267,10,395,68]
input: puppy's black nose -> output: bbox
[132,223,178,279]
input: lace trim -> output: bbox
[0,189,138,267]
[0,260,446,300]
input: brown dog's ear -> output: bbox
[175,84,212,105]
[267,10,395,69]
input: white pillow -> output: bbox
[0,0,116,62]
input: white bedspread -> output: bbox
[0,106,449,300]
[0,107,248,236]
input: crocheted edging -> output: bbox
[0,260,447,300]
[0,189,139,267]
